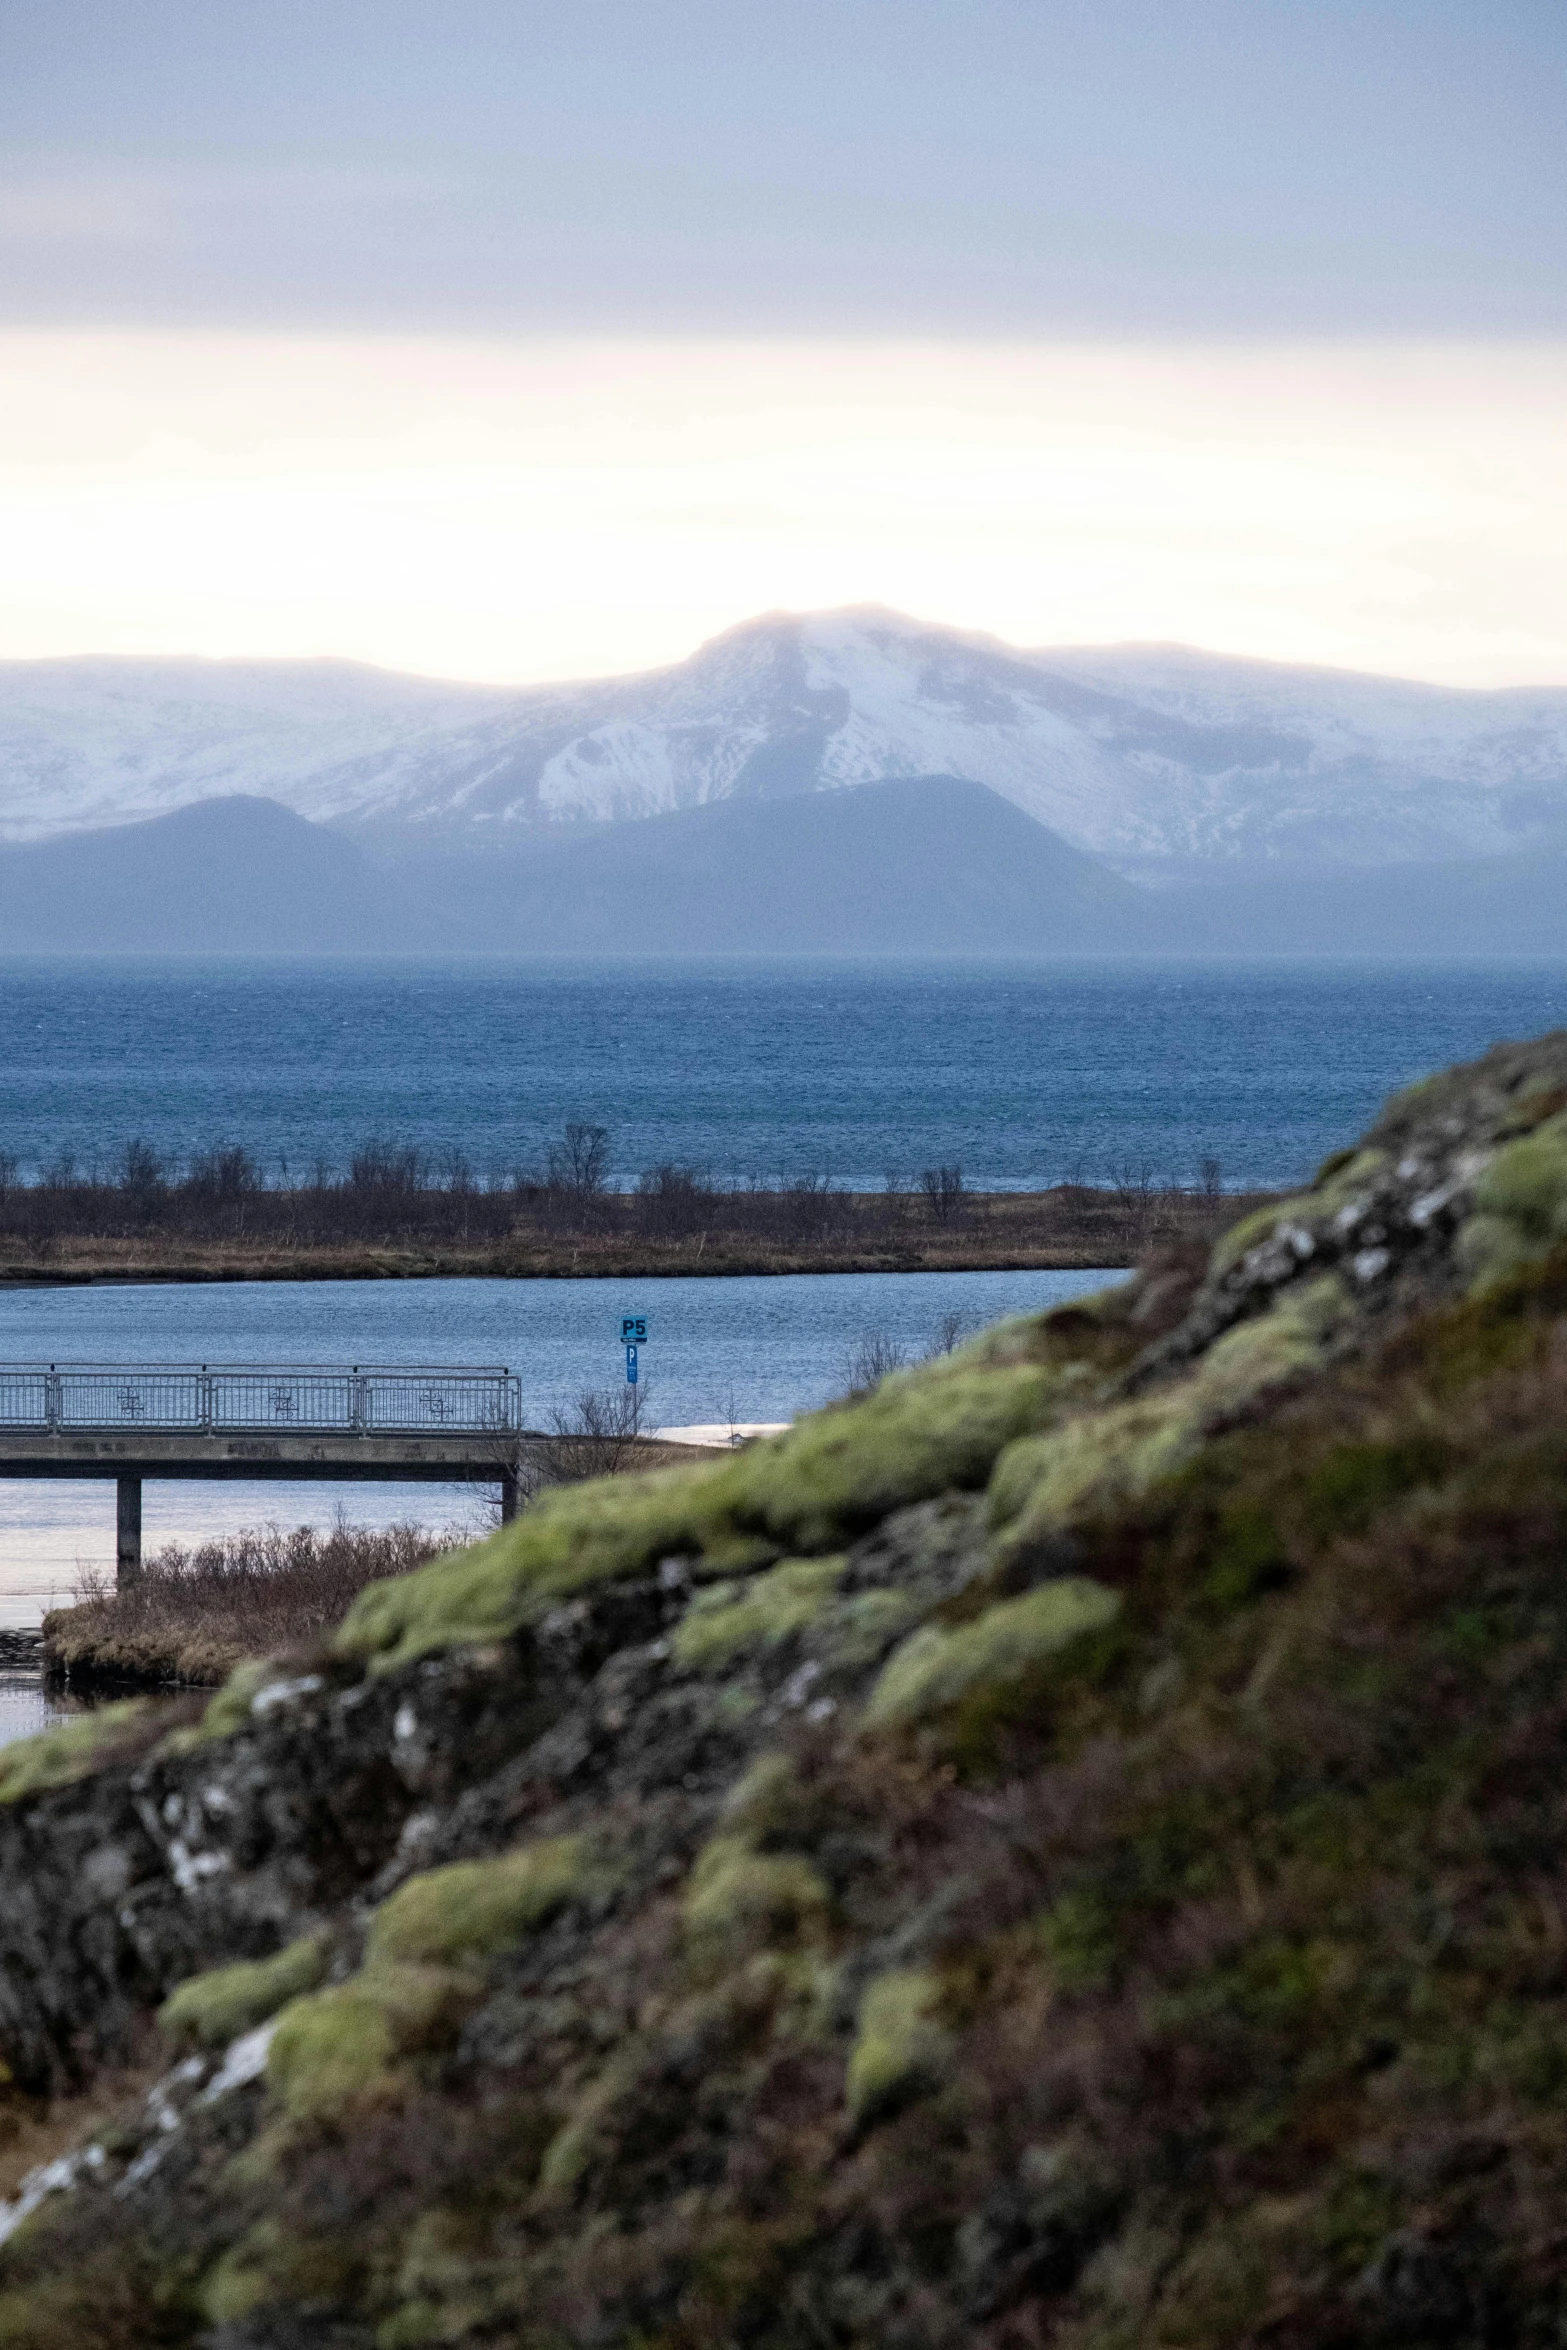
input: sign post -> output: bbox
[619,1315,648,1387]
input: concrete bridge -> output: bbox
[0,1363,533,1583]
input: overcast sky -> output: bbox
[1,2,1563,682]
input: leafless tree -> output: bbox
[919,1165,965,1223]
[549,1122,611,1196]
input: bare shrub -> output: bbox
[45,1518,448,1688]
[925,1308,976,1357]
[844,1330,909,1395]
[541,1380,653,1482]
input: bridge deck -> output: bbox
[0,1362,532,1583]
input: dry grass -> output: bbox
[0,1185,1271,1286]
[41,1520,449,1691]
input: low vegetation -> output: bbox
[41,1521,445,1690]
[0,1126,1265,1278]
[4,1042,1567,2345]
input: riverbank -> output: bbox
[0,1183,1267,1285]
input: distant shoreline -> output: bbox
[0,1188,1268,1287]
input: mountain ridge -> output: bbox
[0,784,1562,958]
[3,608,1566,874]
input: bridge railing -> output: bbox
[0,1365,523,1437]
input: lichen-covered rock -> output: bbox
[6,1031,1567,2348]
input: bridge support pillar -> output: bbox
[116,1476,142,1588]
[500,1469,520,1525]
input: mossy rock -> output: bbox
[990,1398,1200,1541]
[1211,1154,1386,1276]
[266,1962,472,2121]
[991,1281,1347,1557]
[673,1555,846,1672]
[183,1658,277,1745]
[718,1360,1066,1553]
[336,1461,735,1672]
[865,1578,1122,1733]
[0,1698,150,1804]
[846,1967,951,2123]
[160,1934,327,2050]
[367,1835,589,1967]
[684,1834,833,1960]
[1461,1112,1567,1292]
[336,1359,1064,1675]
[378,2208,524,2347]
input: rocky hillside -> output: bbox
[3,1033,1567,2346]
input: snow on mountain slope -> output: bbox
[1,612,1565,869]
[1039,642,1567,870]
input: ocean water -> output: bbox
[0,955,1563,1193]
[0,1267,1108,1628]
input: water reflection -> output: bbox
[0,1669,77,1751]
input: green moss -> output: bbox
[991,1282,1347,1558]
[718,1360,1066,1553]
[184,1658,275,1745]
[335,1460,734,1672]
[375,2207,526,2348]
[845,1968,951,2123]
[0,1698,149,1804]
[1192,1277,1346,1412]
[990,1399,1200,1539]
[537,2051,640,2201]
[334,1357,1067,1674]
[683,1835,832,1959]
[719,1750,803,1840]
[865,1578,1122,1731]
[159,1934,327,2050]
[266,1963,470,2121]
[672,1555,846,1672]
[1461,1112,1567,1292]
[812,1586,928,1675]
[366,1836,588,1967]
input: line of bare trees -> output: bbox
[0,1121,1233,1251]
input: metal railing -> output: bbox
[0,1364,522,1437]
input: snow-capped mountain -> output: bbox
[1,609,1565,871]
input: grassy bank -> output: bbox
[0,1183,1266,1284]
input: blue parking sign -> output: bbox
[625,1343,639,1384]
[620,1315,649,1346]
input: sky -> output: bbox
[0,1,1563,685]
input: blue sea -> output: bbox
[0,952,1564,1665]
[0,954,1564,1193]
